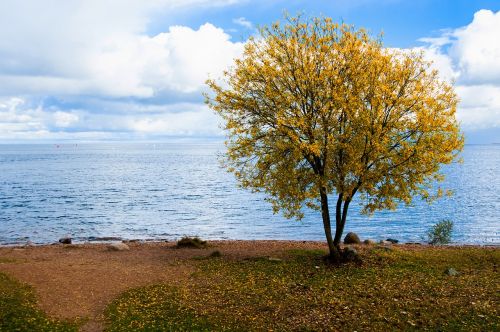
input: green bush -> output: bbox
[176,236,208,249]
[427,220,453,245]
[209,250,222,257]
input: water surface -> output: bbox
[0,143,498,245]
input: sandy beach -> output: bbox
[0,240,328,330]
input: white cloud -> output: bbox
[0,0,244,140]
[151,24,244,93]
[0,1,245,98]
[450,10,500,85]
[76,23,244,97]
[417,46,457,82]
[0,96,221,140]
[455,85,500,128]
[53,111,80,128]
[233,17,253,29]
[128,107,220,135]
[0,98,81,134]
[419,9,500,132]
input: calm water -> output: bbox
[0,143,498,245]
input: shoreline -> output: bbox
[1,239,328,249]
[1,238,499,248]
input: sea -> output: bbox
[0,143,498,245]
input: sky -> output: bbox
[0,0,499,143]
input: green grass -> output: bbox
[0,257,20,264]
[1,247,497,331]
[0,272,78,332]
[105,247,499,331]
[105,285,214,332]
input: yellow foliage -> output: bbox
[206,15,463,257]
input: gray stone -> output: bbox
[344,232,361,244]
[343,246,359,261]
[107,242,130,251]
[124,239,141,243]
[386,238,399,244]
[444,267,459,276]
[363,239,376,245]
[88,236,122,242]
[59,236,72,244]
[379,240,392,245]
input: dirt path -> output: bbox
[0,240,326,331]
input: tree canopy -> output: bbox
[206,16,464,261]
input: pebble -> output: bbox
[444,267,460,276]
[268,257,282,262]
[107,242,130,251]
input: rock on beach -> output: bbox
[107,242,130,251]
[59,236,72,244]
[344,232,361,244]
[343,246,359,261]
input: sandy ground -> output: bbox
[0,240,327,331]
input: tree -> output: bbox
[206,16,463,262]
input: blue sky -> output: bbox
[156,0,500,46]
[0,0,499,143]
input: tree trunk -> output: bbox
[333,198,351,246]
[320,187,341,262]
[333,193,343,248]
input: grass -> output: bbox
[0,257,20,264]
[0,272,78,332]
[0,246,497,331]
[104,246,499,331]
[105,285,214,331]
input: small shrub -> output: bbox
[209,250,222,258]
[427,220,453,245]
[176,237,208,249]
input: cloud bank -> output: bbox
[0,0,245,140]
[420,9,500,136]
[0,3,498,142]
